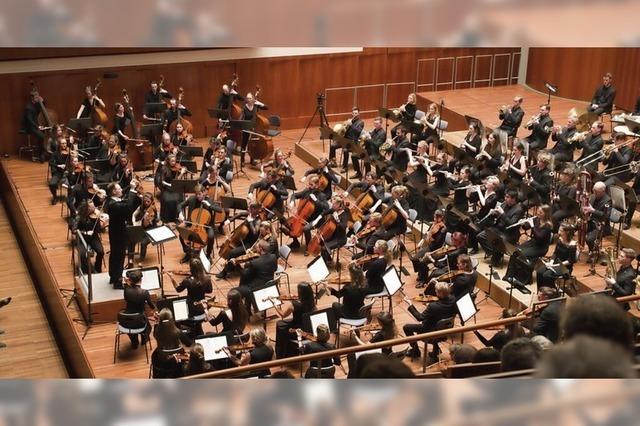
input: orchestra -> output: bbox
[22,70,640,380]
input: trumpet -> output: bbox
[568,130,589,144]
[499,105,510,114]
[525,114,541,128]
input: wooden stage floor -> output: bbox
[4,84,637,378]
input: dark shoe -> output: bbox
[113,279,124,290]
[623,223,631,230]
[126,262,134,269]
[329,160,337,168]
[51,197,57,205]
[288,239,300,249]
[303,250,309,257]
[180,253,190,264]
[0,297,11,308]
[131,341,139,350]
[350,173,363,180]
[215,270,227,279]
[406,347,421,359]
[469,248,479,255]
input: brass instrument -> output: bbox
[358,129,371,145]
[379,139,394,157]
[605,247,617,281]
[568,130,589,144]
[602,137,640,159]
[525,114,541,128]
[499,105,510,114]
[332,122,347,137]
[603,161,640,178]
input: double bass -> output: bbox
[253,85,271,135]
[92,79,108,125]
[246,84,274,162]
[168,87,194,134]
[29,81,58,134]
[122,89,153,170]
[227,73,243,148]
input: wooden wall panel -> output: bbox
[526,48,640,112]
[0,47,520,155]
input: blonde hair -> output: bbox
[250,327,268,346]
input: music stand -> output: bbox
[195,332,233,363]
[610,181,632,255]
[502,251,534,309]
[208,108,230,122]
[176,225,207,264]
[251,281,283,313]
[67,117,92,134]
[181,146,204,158]
[221,196,248,228]
[84,159,110,175]
[302,308,337,335]
[144,102,167,117]
[281,176,297,192]
[157,295,190,322]
[170,179,199,196]
[519,182,542,209]
[178,160,198,175]
[485,228,510,261]
[146,225,177,298]
[544,81,559,105]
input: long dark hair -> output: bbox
[297,282,315,313]
[227,289,249,333]
[189,258,207,285]
[376,312,397,340]
[183,344,209,376]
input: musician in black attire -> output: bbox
[390,127,411,173]
[605,248,638,311]
[76,85,105,121]
[380,185,411,239]
[477,132,503,178]
[274,282,316,358]
[526,151,553,205]
[498,96,525,138]
[239,92,268,166]
[477,190,524,266]
[346,172,385,203]
[215,203,263,279]
[131,192,159,262]
[69,173,105,219]
[298,324,342,378]
[142,80,172,120]
[426,254,477,300]
[353,212,387,257]
[236,240,277,313]
[227,328,274,378]
[122,270,155,349]
[155,154,185,223]
[361,240,392,295]
[343,108,366,178]
[75,200,105,274]
[248,170,289,217]
[550,115,579,163]
[207,288,249,335]
[48,139,70,205]
[584,181,611,255]
[587,73,616,116]
[363,117,386,174]
[286,175,329,251]
[170,258,213,338]
[177,184,222,262]
[446,167,473,231]
[522,104,553,153]
[536,223,577,289]
[468,176,500,253]
[22,90,46,158]
[111,155,133,189]
[105,182,142,288]
[165,98,192,129]
[327,264,367,320]
[530,287,562,343]
[303,157,340,199]
[551,168,577,232]
[216,84,244,112]
[390,93,417,139]
[517,205,553,262]
[600,132,634,186]
[154,132,178,164]
[315,195,349,265]
[576,121,605,175]
[415,231,468,287]
[402,282,457,359]
[113,103,133,151]
[462,122,482,158]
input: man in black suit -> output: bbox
[402,282,457,359]
[22,90,46,160]
[584,181,611,255]
[105,181,142,288]
[576,121,605,175]
[587,73,616,116]
[362,240,391,295]
[344,107,365,178]
[522,103,553,153]
[165,98,192,129]
[122,270,155,349]
[605,248,638,311]
[364,117,387,175]
[527,151,553,205]
[550,115,579,163]
[498,96,525,138]
[236,240,277,313]
[142,80,172,121]
[390,127,411,172]
[531,287,562,343]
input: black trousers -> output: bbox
[82,235,104,273]
[180,226,215,256]
[109,237,128,284]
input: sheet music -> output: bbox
[307,256,330,283]
[253,285,282,312]
[309,312,329,337]
[382,266,402,296]
[457,293,477,322]
[145,225,176,244]
[355,348,383,360]
[172,299,189,322]
[196,336,229,361]
[199,249,211,272]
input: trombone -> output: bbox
[603,161,640,177]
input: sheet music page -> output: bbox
[382,267,402,295]
[197,336,228,361]
[309,312,329,337]
[172,299,189,322]
[307,257,329,283]
[199,249,211,272]
[457,293,477,322]
[140,268,161,291]
[145,225,176,244]
[253,285,282,312]
[355,347,382,359]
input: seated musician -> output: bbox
[587,72,616,116]
[522,103,553,154]
[111,154,133,190]
[414,102,441,147]
[419,231,468,285]
[235,240,278,313]
[201,137,219,178]
[168,259,213,338]
[605,248,637,311]
[536,223,577,290]
[402,282,457,360]
[576,121,605,175]
[600,132,633,187]
[44,125,63,160]
[325,263,368,320]
[462,121,482,159]
[363,116,386,175]
[151,308,194,378]
[500,141,527,185]
[550,115,579,164]
[314,194,349,262]
[69,173,106,220]
[131,192,160,262]
[97,135,121,176]
[446,167,473,231]
[517,205,553,262]
[551,168,577,232]
[65,156,85,191]
[415,209,447,255]
[476,189,524,265]
[497,96,525,140]
[206,288,249,335]
[477,132,503,178]
[155,154,186,223]
[391,93,418,139]
[583,181,611,257]
[75,200,105,273]
[380,185,410,239]
[526,151,553,205]
[200,165,232,195]
[468,176,500,254]
[226,328,274,378]
[122,270,155,350]
[177,183,222,262]
[262,148,295,178]
[253,221,278,255]
[407,140,430,182]
[351,212,387,258]
[154,132,178,165]
[297,324,342,379]
[248,169,289,218]
[424,254,477,301]
[390,127,412,173]
[181,344,213,377]
[207,146,234,184]
[166,98,192,130]
[361,240,392,295]
[287,175,329,251]
[346,172,385,202]
[49,137,70,205]
[424,151,452,198]
[273,282,316,359]
[215,203,263,279]
[171,122,193,149]
[303,157,340,199]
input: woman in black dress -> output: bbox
[274,282,316,358]
[239,92,268,166]
[518,205,553,262]
[169,258,213,338]
[536,222,578,289]
[227,328,274,378]
[155,154,185,222]
[207,288,249,336]
[151,308,194,378]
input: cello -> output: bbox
[168,87,194,134]
[207,180,227,224]
[92,79,108,125]
[306,215,338,257]
[188,204,212,251]
[122,89,153,170]
[287,196,316,238]
[219,220,251,259]
[349,190,376,223]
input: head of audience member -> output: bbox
[536,335,634,378]
[500,338,542,372]
[560,294,634,352]
[449,344,478,365]
[472,347,501,363]
[531,335,553,351]
[352,353,415,378]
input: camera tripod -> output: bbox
[297,92,330,152]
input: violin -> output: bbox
[435,269,467,283]
[420,244,457,263]
[231,251,259,265]
[88,184,107,201]
[289,328,317,342]
[216,343,256,354]
[351,253,381,267]
[198,297,227,310]
[423,221,445,247]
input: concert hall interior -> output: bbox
[1,47,640,379]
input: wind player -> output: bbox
[517,205,553,262]
[604,248,637,311]
[341,107,365,178]
[497,96,525,140]
[582,181,611,258]
[550,115,579,164]
[500,141,527,185]
[391,93,418,139]
[390,127,412,173]
[525,151,553,205]
[587,72,616,116]
[414,102,441,147]
[576,121,605,175]
[551,168,577,232]
[599,132,634,185]
[363,116,386,175]
[176,184,222,262]
[522,104,553,155]
[476,189,524,266]
[467,175,500,254]
[477,132,503,178]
